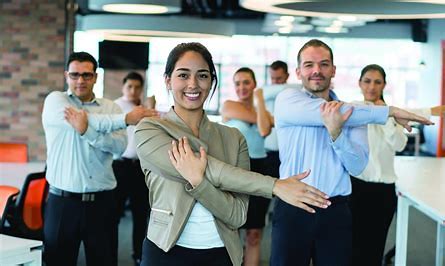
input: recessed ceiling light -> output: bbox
[102,4,170,14]
[274,20,292,27]
[278,26,292,34]
[316,26,348,34]
[338,15,357,22]
[332,20,343,27]
[280,15,295,22]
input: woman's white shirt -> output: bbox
[354,102,431,184]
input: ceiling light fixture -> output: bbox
[241,0,445,19]
[78,15,235,38]
[278,26,293,34]
[89,0,181,14]
[102,4,169,14]
[274,20,292,27]
[280,15,295,22]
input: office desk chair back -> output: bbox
[0,143,28,163]
[0,186,20,232]
[4,172,48,240]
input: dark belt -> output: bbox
[120,157,140,163]
[49,186,112,202]
[328,195,349,205]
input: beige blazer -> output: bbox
[135,108,276,266]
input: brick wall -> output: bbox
[0,0,66,161]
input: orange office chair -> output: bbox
[0,142,28,162]
[4,172,48,240]
[0,185,20,232]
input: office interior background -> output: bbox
[1,0,444,162]
[1,1,445,265]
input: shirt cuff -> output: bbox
[116,113,127,128]
[330,130,347,150]
[81,124,99,142]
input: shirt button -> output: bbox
[89,176,92,179]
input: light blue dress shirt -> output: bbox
[42,90,127,193]
[275,88,389,197]
[262,84,301,151]
[224,119,266,159]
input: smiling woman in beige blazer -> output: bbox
[134,42,331,266]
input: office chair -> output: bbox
[0,142,28,162]
[0,185,20,232]
[4,171,48,240]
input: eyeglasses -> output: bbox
[68,72,95,81]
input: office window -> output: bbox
[147,36,422,113]
[73,32,422,111]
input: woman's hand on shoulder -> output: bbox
[168,137,207,188]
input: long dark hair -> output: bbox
[164,42,218,99]
[359,64,387,102]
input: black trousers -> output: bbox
[349,176,397,266]
[141,238,232,266]
[271,197,352,266]
[266,150,280,178]
[241,157,271,229]
[112,159,150,263]
[43,190,116,266]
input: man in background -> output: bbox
[112,72,158,266]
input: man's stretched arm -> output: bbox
[275,88,432,130]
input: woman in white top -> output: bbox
[350,64,445,266]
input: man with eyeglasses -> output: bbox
[42,52,152,266]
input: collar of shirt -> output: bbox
[66,89,100,106]
[301,87,340,102]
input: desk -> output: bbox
[0,234,42,265]
[0,162,46,189]
[395,156,445,265]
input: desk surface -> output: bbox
[395,156,445,222]
[0,234,42,257]
[0,162,46,189]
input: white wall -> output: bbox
[419,19,445,155]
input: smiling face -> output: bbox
[359,70,386,103]
[296,46,336,98]
[165,51,212,115]
[65,61,97,102]
[234,71,256,102]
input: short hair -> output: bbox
[297,39,334,66]
[234,67,257,85]
[270,60,288,73]
[123,71,144,86]
[164,42,218,98]
[67,52,97,72]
